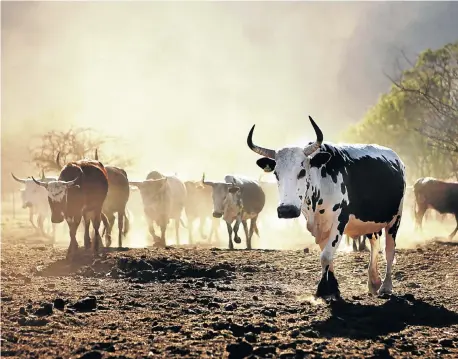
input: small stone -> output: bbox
[244,332,257,343]
[252,296,259,301]
[72,297,97,312]
[226,341,253,358]
[78,351,102,359]
[224,303,237,311]
[54,298,65,311]
[439,338,454,348]
[303,248,310,254]
[19,307,27,315]
[289,329,300,338]
[35,303,53,316]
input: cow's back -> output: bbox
[104,166,130,212]
[415,178,458,213]
[60,160,108,213]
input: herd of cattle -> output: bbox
[10,117,458,299]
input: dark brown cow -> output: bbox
[184,180,220,244]
[414,177,458,239]
[32,155,109,260]
[94,150,130,248]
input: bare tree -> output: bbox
[30,127,134,171]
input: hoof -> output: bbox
[234,236,242,244]
[316,270,340,300]
[368,277,382,295]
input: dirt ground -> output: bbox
[1,216,458,359]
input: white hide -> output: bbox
[46,181,69,202]
[20,180,51,217]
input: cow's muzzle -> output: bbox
[212,212,223,219]
[23,202,32,209]
[51,214,64,224]
[277,205,301,219]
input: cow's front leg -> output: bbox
[199,216,207,240]
[92,211,104,257]
[29,207,37,229]
[233,217,242,244]
[226,222,234,250]
[368,233,382,294]
[316,215,348,300]
[158,222,167,248]
[66,216,81,261]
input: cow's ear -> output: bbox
[310,152,331,168]
[228,186,240,194]
[256,157,276,173]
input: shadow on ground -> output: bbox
[312,294,458,339]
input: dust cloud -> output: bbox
[2,2,456,250]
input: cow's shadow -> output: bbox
[310,294,458,339]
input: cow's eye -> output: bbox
[298,169,306,179]
[273,171,279,181]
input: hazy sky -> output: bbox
[2,1,457,181]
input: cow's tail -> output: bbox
[253,219,260,237]
[180,218,187,229]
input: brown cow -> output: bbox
[33,154,109,260]
[184,180,220,244]
[94,150,130,248]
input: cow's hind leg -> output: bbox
[187,217,195,245]
[91,211,104,257]
[175,218,180,246]
[83,214,92,250]
[380,215,402,295]
[117,210,125,248]
[199,216,207,240]
[367,233,382,294]
[448,214,458,240]
[104,212,114,248]
[242,220,251,250]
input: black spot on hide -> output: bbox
[332,235,339,247]
[337,200,349,235]
[319,209,325,214]
[318,198,323,205]
[332,203,340,211]
[341,183,346,195]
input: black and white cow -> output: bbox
[202,174,265,250]
[247,116,406,299]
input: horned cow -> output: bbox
[202,174,265,250]
[11,171,57,239]
[130,171,187,247]
[247,116,406,299]
[32,155,109,260]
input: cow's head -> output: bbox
[31,175,81,223]
[129,178,167,210]
[201,173,240,218]
[11,173,48,209]
[247,116,331,219]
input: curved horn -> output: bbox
[247,125,276,159]
[61,175,80,187]
[31,176,48,188]
[56,152,62,168]
[11,173,27,184]
[303,116,324,156]
[201,172,214,187]
[129,181,144,187]
[95,148,99,161]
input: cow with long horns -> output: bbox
[129,171,187,247]
[11,170,57,239]
[247,116,406,299]
[202,174,265,250]
[32,154,109,260]
[94,149,130,248]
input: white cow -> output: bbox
[11,172,57,240]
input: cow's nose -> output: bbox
[277,205,301,219]
[213,212,222,219]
